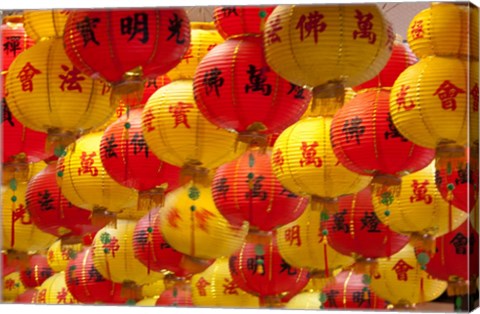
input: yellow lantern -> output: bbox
[160,182,248,261]
[57,132,138,220]
[389,56,471,153]
[264,4,393,100]
[285,292,323,310]
[23,9,70,41]
[2,271,26,302]
[167,22,224,81]
[136,297,159,306]
[470,58,479,149]
[373,161,468,246]
[46,239,83,273]
[276,205,354,276]
[35,271,79,304]
[370,244,447,308]
[407,3,478,60]
[92,219,163,285]
[272,116,371,211]
[191,257,259,308]
[141,280,166,298]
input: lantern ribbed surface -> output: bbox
[19,254,53,288]
[14,289,38,304]
[35,272,79,304]
[213,6,275,39]
[141,280,165,298]
[2,271,26,302]
[23,10,70,41]
[46,239,83,273]
[156,283,193,306]
[1,17,34,71]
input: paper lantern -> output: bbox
[136,297,158,306]
[2,271,26,302]
[160,183,248,260]
[156,282,193,307]
[229,233,309,304]
[285,292,323,310]
[271,116,372,212]
[407,3,478,59]
[35,272,78,304]
[141,280,166,298]
[19,254,54,288]
[65,247,131,304]
[191,257,259,308]
[141,75,171,104]
[1,16,34,72]
[57,131,138,219]
[142,79,244,175]
[193,36,311,139]
[23,10,70,41]
[213,6,275,39]
[46,239,83,273]
[369,244,447,308]
[92,219,163,285]
[14,289,38,304]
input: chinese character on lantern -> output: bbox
[59,65,86,92]
[2,99,15,127]
[3,36,21,56]
[396,85,415,111]
[37,289,47,303]
[352,10,376,44]
[57,287,69,304]
[13,204,32,225]
[455,168,474,186]
[102,235,120,257]
[352,289,371,307]
[285,225,302,246]
[342,116,365,145]
[272,149,285,173]
[195,277,211,297]
[299,141,322,167]
[245,174,268,201]
[296,11,327,44]
[134,230,148,249]
[194,208,216,233]
[384,113,408,142]
[247,256,265,275]
[181,45,194,64]
[433,80,466,111]
[280,188,298,198]
[360,212,381,233]
[385,25,395,51]
[78,151,99,176]
[167,208,181,228]
[167,13,186,45]
[265,15,283,45]
[332,209,350,233]
[17,62,42,92]
[143,108,156,132]
[130,132,149,157]
[213,177,229,199]
[76,16,101,47]
[449,232,475,255]
[325,289,339,308]
[38,189,55,211]
[120,12,149,44]
[245,64,272,96]
[4,279,15,291]
[392,259,414,281]
[203,67,224,97]
[410,20,424,40]
[104,133,118,158]
[471,83,479,112]
[169,102,194,128]
[279,258,297,276]
[287,83,306,99]
[229,256,238,275]
[221,7,238,17]
[409,180,433,204]
[222,278,239,295]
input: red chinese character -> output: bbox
[296,11,327,44]
[48,250,55,262]
[299,141,322,167]
[392,259,414,281]
[433,80,466,111]
[116,104,127,118]
[265,15,283,45]
[59,65,85,92]
[143,107,156,132]
[223,278,239,295]
[4,278,15,290]
[471,83,479,112]
[272,148,284,173]
[410,20,424,40]
[396,85,415,111]
[167,208,181,228]
[169,102,194,128]
[385,24,395,51]
[352,10,376,44]
[195,277,211,296]
[195,208,216,233]
[37,289,47,303]
[78,151,99,176]
[61,248,70,260]
[17,62,42,92]
[101,81,111,96]
[410,180,433,204]
[57,287,68,304]
[285,225,301,246]
[102,236,120,257]
[182,45,193,64]
[13,204,32,225]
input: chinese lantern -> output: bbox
[2,271,26,302]
[65,247,132,304]
[229,233,309,306]
[1,16,34,72]
[406,3,478,60]
[100,108,181,212]
[57,131,138,223]
[141,280,166,299]
[212,148,308,232]
[276,205,354,278]
[325,186,410,272]
[141,75,171,104]
[191,257,259,308]
[136,297,158,306]
[156,282,193,307]
[35,272,78,305]
[14,289,38,304]
[284,292,323,309]
[46,239,83,273]
[369,244,447,308]
[142,79,245,181]
[23,10,70,41]
[194,36,311,142]
[160,183,249,262]
[19,254,53,288]
[372,161,469,249]
[92,219,164,285]
[213,6,275,39]
[63,9,191,105]
[271,116,372,212]
[264,4,393,110]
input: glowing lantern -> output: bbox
[46,239,83,273]
[141,280,166,298]
[142,79,244,179]
[160,183,249,262]
[156,282,193,307]
[35,272,78,304]
[14,289,38,304]
[57,131,138,222]
[370,244,447,308]
[23,10,70,41]
[193,36,311,142]
[213,6,275,39]
[2,271,26,302]
[406,3,478,60]
[271,116,372,212]
[212,148,308,232]
[63,9,191,105]
[229,233,309,306]
[92,219,164,285]
[191,257,259,308]
[19,254,53,288]
[1,16,34,72]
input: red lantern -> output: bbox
[26,162,98,238]
[1,16,34,71]
[213,6,275,39]
[156,282,193,307]
[321,269,387,309]
[19,254,53,288]
[353,40,417,91]
[14,289,38,304]
[212,148,308,232]
[193,36,311,140]
[229,234,309,303]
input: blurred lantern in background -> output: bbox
[213,6,275,39]
[19,254,54,288]
[141,279,166,299]
[35,271,78,304]
[46,239,83,273]
[1,15,34,71]
[284,291,323,310]
[23,10,70,41]
[2,271,26,302]
[63,9,191,107]
[156,280,193,307]
[14,288,38,304]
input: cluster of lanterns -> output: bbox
[1,3,478,312]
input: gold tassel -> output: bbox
[179,162,212,187]
[409,232,436,254]
[137,188,166,212]
[353,258,379,276]
[310,81,345,117]
[447,278,469,296]
[110,69,145,109]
